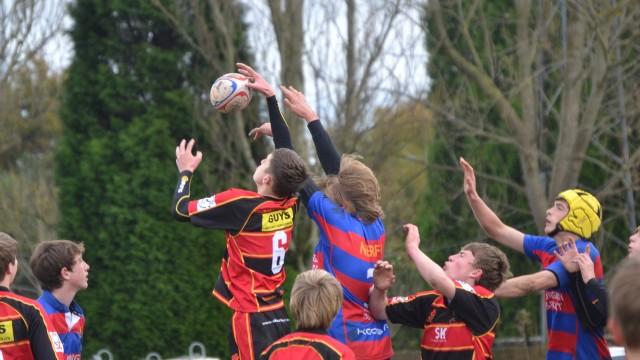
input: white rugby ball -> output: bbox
[209,73,252,113]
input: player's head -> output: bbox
[629,226,640,258]
[0,232,18,285]
[545,189,602,239]
[609,257,640,351]
[444,242,511,290]
[323,155,383,223]
[30,240,89,291]
[253,148,308,198]
[290,269,343,330]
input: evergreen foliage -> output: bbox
[56,0,253,357]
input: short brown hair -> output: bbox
[290,269,343,330]
[269,148,308,198]
[463,242,512,291]
[0,233,18,282]
[30,240,85,291]
[322,155,383,223]
[610,257,640,349]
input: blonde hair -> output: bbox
[322,155,383,223]
[610,257,640,349]
[290,270,343,330]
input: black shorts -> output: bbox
[229,307,291,360]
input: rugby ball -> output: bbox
[210,73,252,113]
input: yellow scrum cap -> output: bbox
[556,189,602,239]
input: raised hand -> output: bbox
[403,224,421,254]
[373,260,396,291]
[280,85,318,122]
[459,157,479,201]
[236,63,275,97]
[248,123,273,141]
[575,244,596,283]
[554,240,580,273]
[175,139,203,173]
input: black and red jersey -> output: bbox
[0,287,65,360]
[261,329,356,360]
[385,280,499,360]
[173,176,298,313]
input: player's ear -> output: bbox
[60,266,72,281]
[470,268,483,281]
[262,173,273,187]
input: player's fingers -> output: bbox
[186,138,196,154]
[283,97,293,109]
[236,62,253,73]
[280,85,291,96]
[248,129,259,140]
[196,151,203,161]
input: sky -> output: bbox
[40,0,430,116]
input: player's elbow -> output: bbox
[370,306,388,321]
[171,203,190,222]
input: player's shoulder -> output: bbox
[524,233,557,250]
[0,291,46,316]
[219,188,261,199]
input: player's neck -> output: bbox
[0,279,11,290]
[51,285,79,308]
[257,184,279,198]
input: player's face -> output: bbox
[628,231,640,257]
[443,250,477,281]
[67,254,90,290]
[544,200,569,235]
[253,153,273,187]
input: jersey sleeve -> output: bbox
[186,189,262,232]
[307,120,341,175]
[545,260,570,288]
[298,178,321,207]
[267,96,294,150]
[171,166,263,232]
[385,292,438,329]
[447,286,500,335]
[28,303,65,360]
[523,234,554,263]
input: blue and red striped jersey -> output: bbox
[524,234,611,360]
[38,290,84,360]
[307,191,393,360]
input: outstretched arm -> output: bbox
[281,85,341,175]
[237,63,293,150]
[172,139,202,220]
[460,157,525,253]
[369,260,395,321]
[404,224,456,300]
[494,270,558,298]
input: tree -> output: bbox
[56,0,253,356]
[0,55,63,296]
[420,0,640,338]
